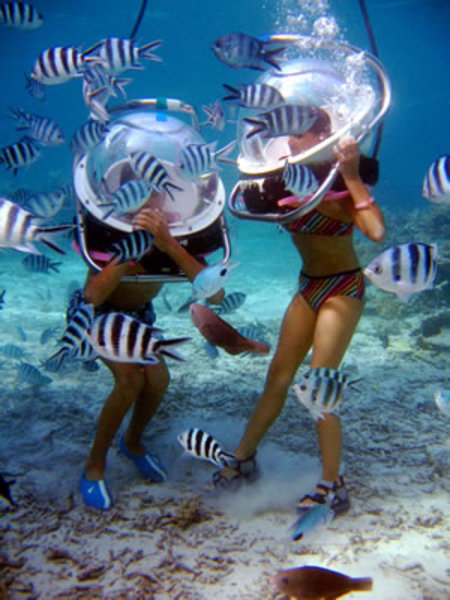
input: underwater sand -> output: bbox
[1,227,449,600]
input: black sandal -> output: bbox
[297,476,350,516]
[211,454,260,491]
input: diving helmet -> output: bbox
[228,36,392,223]
[73,99,230,279]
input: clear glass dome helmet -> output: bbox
[73,103,225,238]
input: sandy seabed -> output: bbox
[0,248,449,600]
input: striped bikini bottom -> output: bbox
[298,268,365,312]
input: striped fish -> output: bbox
[83,37,163,74]
[422,154,450,204]
[0,1,43,29]
[244,105,318,139]
[31,46,86,85]
[283,162,318,199]
[293,369,358,420]
[177,428,237,468]
[10,108,64,146]
[223,83,284,109]
[71,120,109,155]
[22,254,61,273]
[109,230,154,264]
[211,33,285,71]
[82,63,131,122]
[129,152,182,201]
[40,325,61,345]
[10,187,30,205]
[0,197,72,255]
[0,343,26,359]
[178,140,235,180]
[88,312,191,364]
[214,291,246,315]
[101,180,151,219]
[0,138,41,175]
[364,242,438,303]
[16,362,52,386]
[25,188,66,218]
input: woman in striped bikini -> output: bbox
[213,129,386,515]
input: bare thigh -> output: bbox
[310,295,364,369]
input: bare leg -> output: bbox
[310,295,364,484]
[235,293,317,460]
[124,360,170,455]
[85,362,145,480]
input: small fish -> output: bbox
[31,46,86,85]
[9,187,30,205]
[82,63,131,121]
[190,303,270,355]
[88,312,190,364]
[223,83,284,109]
[0,198,72,255]
[192,262,238,300]
[71,120,109,155]
[0,473,16,505]
[0,343,26,359]
[129,152,182,201]
[211,33,285,71]
[177,428,236,468]
[201,100,226,131]
[364,242,438,303]
[109,230,154,264]
[25,188,66,218]
[22,254,61,273]
[0,137,41,175]
[24,72,45,100]
[291,503,334,541]
[178,140,235,180]
[0,289,5,310]
[422,154,450,204]
[16,361,52,386]
[293,369,358,420]
[214,291,246,315]
[0,1,43,29]
[244,105,318,139]
[83,37,163,74]
[271,566,372,600]
[40,324,61,345]
[10,108,64,146]
[283,162,318,199]
[100,179,151,219]
[434,390,450,417]
[81,358,100,372]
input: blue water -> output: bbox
[0,2,449,598]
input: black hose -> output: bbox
[129,0,148,39]
[358,0,383,159]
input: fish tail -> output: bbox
[222,83,240,101]
[139,40,163,61]
[262,46,285,71]
[216,140,236,163]
[155,336,191,361]
[165,182,183,202]
[243,118,265,139]
[50,262,62,273]
[350,577,373,592]
[218,451,238,468]
[36,224,74,255]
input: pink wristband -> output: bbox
[354,197,375,211]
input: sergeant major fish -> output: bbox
[22,254,61,273]
[177,428,237,468]
[83,37,163,74]
[129,152,182,202]
[244,104,318,139]
[0,1,43,29]
[211,33,285,71]
[283,161,319,199]
[71,120,109,155]
[223,82,284,109]
[364,242,438,303]
[0,197,72,255]
[9,108,64,146]
[101,180,151,219]
[31,46,87,85]
[178,140,236,180]
[422,154,450,204]
[0,137,41,175]
[88,312,190,364]
[109,230,154,264]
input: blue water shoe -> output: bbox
[119,434,167,482]
[79,471,113,511]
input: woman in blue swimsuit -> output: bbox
[213,130,386,515]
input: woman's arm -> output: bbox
[334,137,386,242]
[132,207,225,304]
[83,259,134,306]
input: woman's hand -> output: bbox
[132,208,172,252]
[333,136,360,181]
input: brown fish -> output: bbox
[189,303,270,355]
[271,565,373,600]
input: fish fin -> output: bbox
[222,83,240,101]
[243,118,265,139]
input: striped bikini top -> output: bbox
[284,207,354,236]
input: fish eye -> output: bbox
[300,384,307,391]
[374,264,383,274]
[220,267,227,276]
